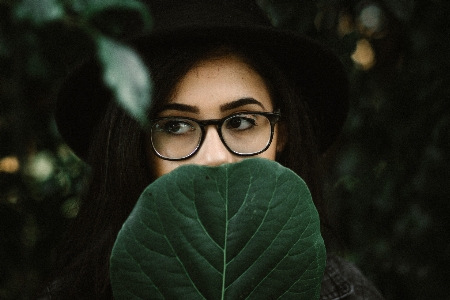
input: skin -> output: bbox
[149,54,285,178]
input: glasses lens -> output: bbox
[222,113,272,154]
[151,118,201,159]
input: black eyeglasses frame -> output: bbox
[149,109,281,161]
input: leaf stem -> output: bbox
[221,170,229,300]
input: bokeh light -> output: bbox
[357,3,387,38]
[25,151,55,182]
[338,11,354,37]
[0,156,20,173]
[60,196,81,219]
[351,39,376,70]
[360,5,382,31]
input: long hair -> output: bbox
[50,41,327,299]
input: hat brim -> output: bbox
[55,25,349,160]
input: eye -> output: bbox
[226,115,257,131]
[157,119,195,135]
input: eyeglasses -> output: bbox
[149,109,281,161]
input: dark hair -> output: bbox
[50,41,327,299]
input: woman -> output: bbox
[44,0,384,299]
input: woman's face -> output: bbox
[149,54,283,178]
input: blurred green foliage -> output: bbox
[260,0,450,299]
[1,0,449,299]
[0,0,151,299]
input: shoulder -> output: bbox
[320,254,384,300]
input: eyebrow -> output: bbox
[220,97,265,111]
[159,103,199,113]
[159,97,265,114]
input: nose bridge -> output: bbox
[196,124,234,166]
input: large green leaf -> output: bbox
[110,158,326,299]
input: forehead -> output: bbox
[167,54,273,113]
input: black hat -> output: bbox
[55,0,349,160]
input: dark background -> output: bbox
[1,0,449,299]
